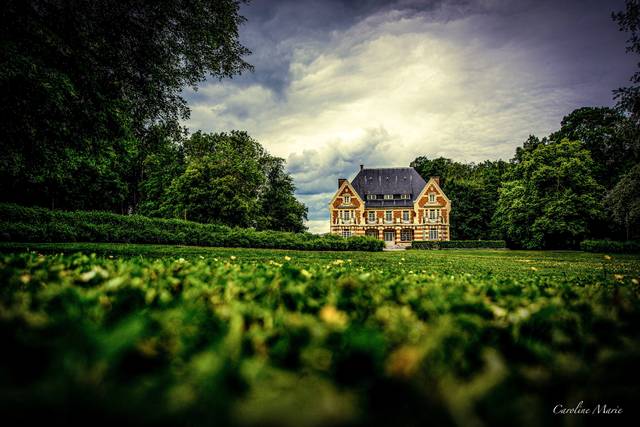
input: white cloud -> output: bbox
[183,5,625,234]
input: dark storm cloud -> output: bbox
[233,0,459,95]
[230,0,632,96]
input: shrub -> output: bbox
[410,240,506,250]
[0,203,383,251]
[580,239,640,253]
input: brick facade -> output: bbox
[329,167,451,247]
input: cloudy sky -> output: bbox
[183,0,636,233]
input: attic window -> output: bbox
[384,194,393,200]
[344,195,351,204]
[401,194,410,199]
[429,193,436,203]
[367,194,375,200]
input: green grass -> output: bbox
[1,242,639,426]
[2,241,639,279]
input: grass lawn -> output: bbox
[2,241,639,279]
[1,242,639,426]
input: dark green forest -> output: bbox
[0,0,307,233]
[1,0,640,247]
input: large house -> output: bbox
[329,166,451,246]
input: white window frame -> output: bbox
[402,210,409,222]
[342,229,352,238]
[400,229,413,242]
[343,195,351,204]
[385,210,392,222]
[368,211,376,222]
[401,194,410,199]
[367,194,376,200]
[429,209,436,220]
[384,194,393,200]
[429,228,438,240]
[429,193,436,203]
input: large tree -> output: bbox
[0,0,251,211]
[494,139,604,249]
[256,157,308,233]
[549,107,639,189]
[160,131,307,230]
[613,0,640,121]
[607,163,640,240]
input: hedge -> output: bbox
[0,203,384,251]
[580,239,640,253]
[410,240,506,249]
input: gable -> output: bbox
[415,177,451,208]
[329,180,363,209]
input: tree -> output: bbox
[161,132,265,226]
[0,0,251,211]
[136,136,186,217]
[613,0,640,121]
[607,163,640,240]
[549,107,639,189]
[160,131,308,230]
[257,158,308,233]
[494,139,605,248]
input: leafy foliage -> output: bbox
[159,131,308,230]
[613,0,640,122]
[607,163,640,240]
[0,204,381,251]
[494,139,604,249]
[549,107,639,189]
[0,0,251,211]
[0,249,638,426]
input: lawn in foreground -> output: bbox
[2,241,640,279]
[0,243,639,426]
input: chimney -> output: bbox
[432,176,440,186]
[338,178,347,188]
[360,164,364,171]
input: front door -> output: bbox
[384,231,395,242]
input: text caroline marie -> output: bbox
[554,401,623,415]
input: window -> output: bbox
[340,210,354,220]
[342,229,352,238]
[401,194,410,199]
[384,194,393,200]
[429,193,436,203]
[402,210,409,222]
[400,229,413,241]
[429,229,438,240]
[385,211,392,222]
[368,211,376,222]
[343,195,351,204]
[367,194,376,200]
[429,209,436,219]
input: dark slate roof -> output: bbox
[351,167,427,208]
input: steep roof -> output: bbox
[351,167,427,208]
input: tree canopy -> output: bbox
[0,0,252,211]
[494,139,604,249]
[158,131,308,231]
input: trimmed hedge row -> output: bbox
[410,240,507,249]
[0,203,384,251]
[580,239,640,253]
